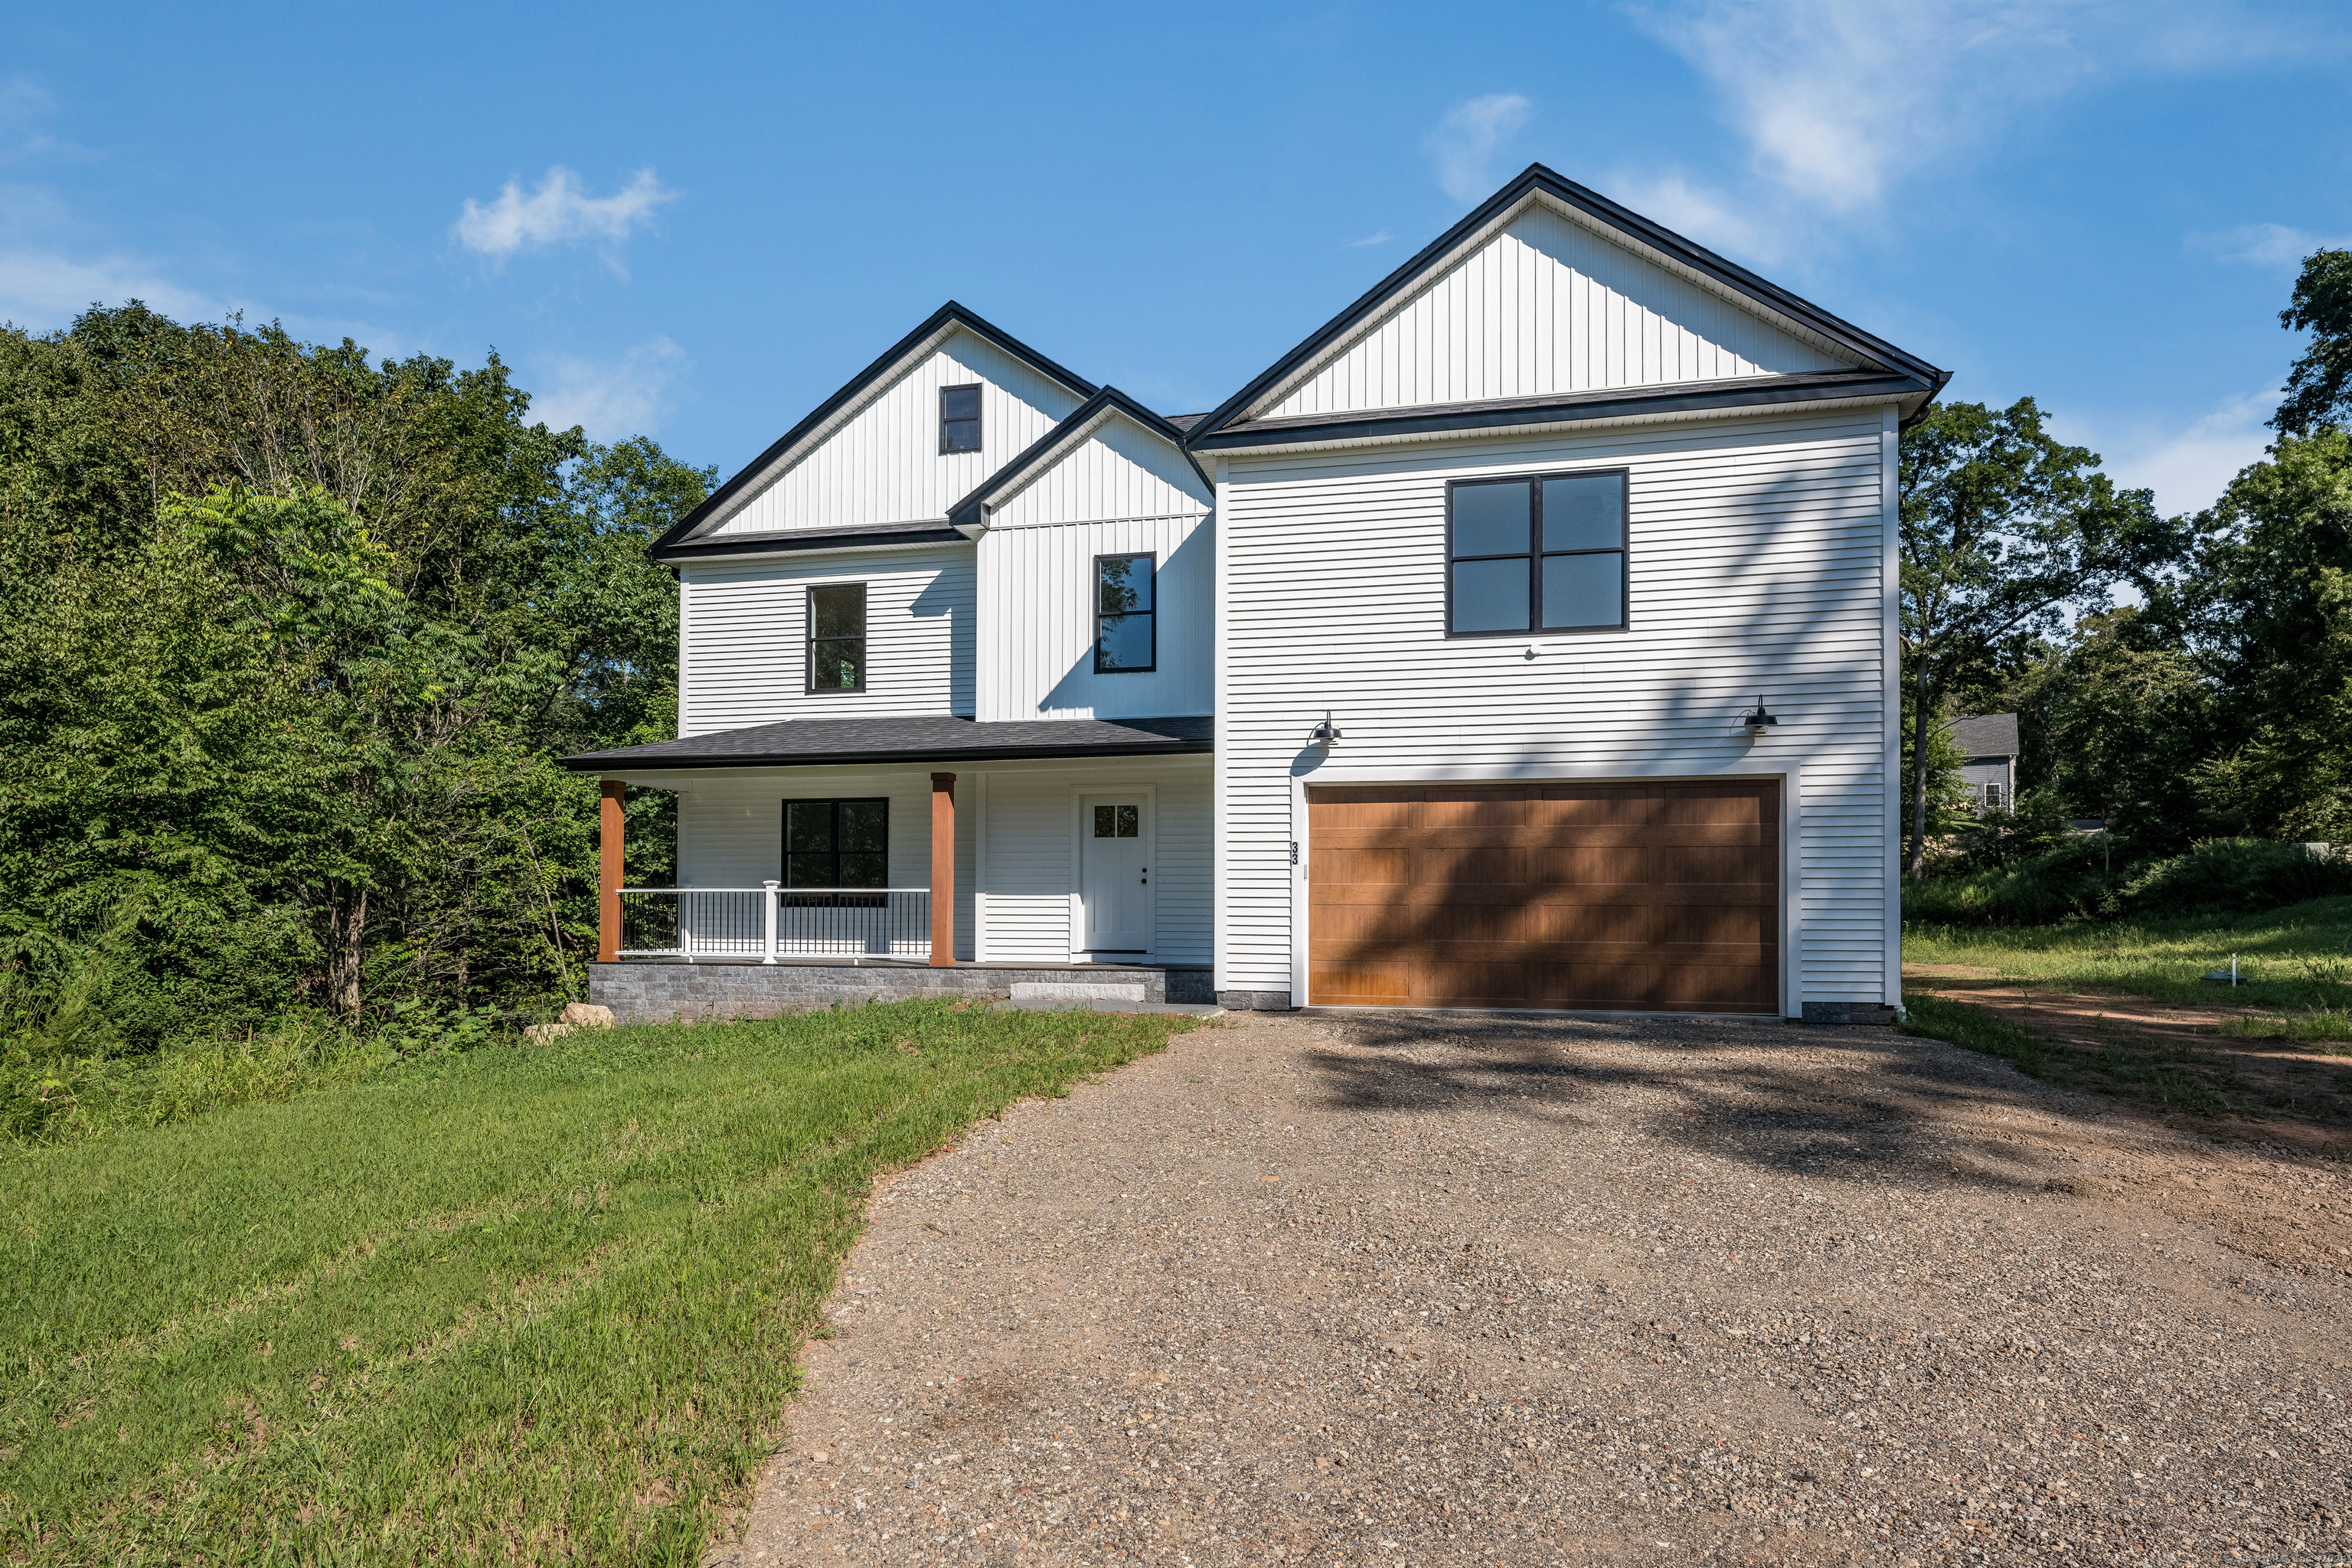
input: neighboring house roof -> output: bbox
[946,386,1207,532]
[563,714,1215,773]
[1946,713,2020,760]
[1183,162,1949,452]
[648,302,1098,560]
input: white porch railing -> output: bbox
[616,884,933,961]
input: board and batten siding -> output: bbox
[976,514,1213,721]
[1262,204,1847,423]
[1214,406,1897,1011]
[665,766,976,960]
[975,760,1212,965]
[705,330,1085,538]
[679,547,973,736]
[975,410,1215,721]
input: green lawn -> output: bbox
[0,1000,1200,1566]
[1904,893,2352,1027]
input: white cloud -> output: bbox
[1348,230,1393,248]
[529,337,686,440]
[1426,94,1530,204]
[2191,222,2352,269]
[2054,390,2277,518]
[1626,1,2337,214]
[453,167,675,269]
[1602,172,1776,261]
[0,247,214,328]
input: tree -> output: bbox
[1899,399,2178,877]
[2275,248,2352,438]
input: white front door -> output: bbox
[1079,794,1153,953]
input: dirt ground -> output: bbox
[1901,972,2352,1153]
[706,1011,2352,1567]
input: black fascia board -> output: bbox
[1183,163,1949,446]
[946,386,1206,531]
[560,735,1215,773]
[1185,372,1932,451]
[648,520,968,564]
[648,302,1099,555]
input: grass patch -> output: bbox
[1905,893,2352,1015]
[0,998,1199,1566]
[1901,991,2044,1076]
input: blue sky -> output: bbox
[8,1,2349,517]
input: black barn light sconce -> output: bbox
[1740,696,1779,737]
[1308,710,1343,746]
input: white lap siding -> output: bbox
[679,547,975,735]
[974,760,1213,964]
[1214,406,1898,1011]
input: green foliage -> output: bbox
[1901,991,2043,1077]
[1899,398,2182,876]
[2275,247,2352,438]
[0,307,713,1056]
[1904,838,2352,928]
[0,1000,1200,1566]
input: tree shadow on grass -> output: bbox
[1298,1012,2079,1197]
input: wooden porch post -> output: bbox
[599,779,626,963]
[929,772,956,967]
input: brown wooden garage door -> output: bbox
[1308,780,1781,1013]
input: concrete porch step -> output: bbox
[1009,981,1150,1003]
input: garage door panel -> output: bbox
[1307,779,1779,1014]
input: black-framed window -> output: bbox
[1446,469,1628,635]
[939,384,982,453]
[782,798,888,897]
[1094,552,1156,673]
[807,583,865,692]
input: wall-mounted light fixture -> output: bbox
[1308,710,1342,746]
[1741,696,1779,736]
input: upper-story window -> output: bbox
[939,384,982,453]
[1095,552,1156,673]
[1446,469,1628,636]
[807,583,866,692]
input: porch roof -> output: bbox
[561,714,1214,773]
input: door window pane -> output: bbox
[1541,551,1624,629]
[1116,805,1139,838]
[1451,481,1531,557]
[1094,805,1116,838]
[1542,474,1624,551]
[1452,557,1530,632]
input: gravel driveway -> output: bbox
[709,1011,2352,1566]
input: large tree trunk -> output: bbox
[1908,660,1934,880]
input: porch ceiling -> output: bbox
[561,714,1214,773]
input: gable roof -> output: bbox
[946,386,1207,532]
[1185,164,1949,452]
[649,302,1097,560]
[1946,712,2020,759]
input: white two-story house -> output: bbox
[567,164,1946,1023]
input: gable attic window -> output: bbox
[807,583,866,692]
[939,384,982,453]
[1446,469,1627,636]
[1095,552,1156,672]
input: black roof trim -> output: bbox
[649,520,968,564]
[946,386,1204,530]
[1184,164,1949,446]
[1186,371,1932,451]
[562,714,1215,773]
[651,302,1099,555]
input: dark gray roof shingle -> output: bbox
[1945,712,2019,759]
[564,714,1214,772]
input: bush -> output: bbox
[1903,837,2352,927]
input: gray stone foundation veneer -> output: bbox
[1216,990,1295,1011]
[1802,1001,1900,1025]
[590,961,1214,1024]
